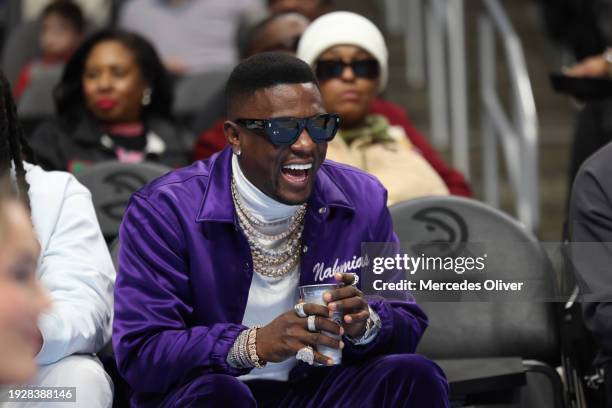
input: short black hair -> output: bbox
[42,0,85,33]
[225,52,318,118]
[54,29,173,122]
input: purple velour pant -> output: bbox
[155,354,450,407]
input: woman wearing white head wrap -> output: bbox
[297,11,389,93]
[298,11,466,204]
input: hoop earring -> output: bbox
[234,148,241,156]
[142,88,152,106]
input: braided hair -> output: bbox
[0,72,35,211]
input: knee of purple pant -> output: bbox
[372,354,450,407]
[377,354,449,387]
[172,374,256,407]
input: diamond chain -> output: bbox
[231,178,306,278]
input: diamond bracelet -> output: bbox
[227,326,266,369]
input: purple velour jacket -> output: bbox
[112,146,428,398]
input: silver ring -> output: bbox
[296,346,314,365]
[307,315,317,332]
[294,302,307,318]
[351,273,360,286]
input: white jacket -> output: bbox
[25,163,115,365]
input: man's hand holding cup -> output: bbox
[325,272,369,339]
[256,302,344,366]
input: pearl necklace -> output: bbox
[231,178,307,278]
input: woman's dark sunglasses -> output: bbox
[315,59,380,81]
[235,113,340,147]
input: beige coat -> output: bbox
[326,125,449,206]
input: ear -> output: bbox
[224,121,241,154]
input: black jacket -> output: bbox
[569,141,612,364]
[29,114,193,173]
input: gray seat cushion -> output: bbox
[389,196,559,362]
[75,161,172,240]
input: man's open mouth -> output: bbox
[281,163,312,185]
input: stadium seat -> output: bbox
[389,196,563,407]
[75,161,172,242]
[17,64,63,131]
[173,70,230,134]
[1,20,42,88]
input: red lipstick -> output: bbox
[95,98,118,110]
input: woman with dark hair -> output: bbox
[0,70,114,406]
[30,29,191,173]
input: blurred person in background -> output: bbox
[30,29,191,173]
[540,0,611,63]
[242,11,309,57]
[563,44,612,189]
[267,0,333,20]
[118,0,261,76]
[0,71,114,407]
[195,10,471,197]
[14,0,85,100]
[541,0,612,187]
[569,140,612,407]
[298,11,450,205]
[22,0,111,27]
[0,190,50,385]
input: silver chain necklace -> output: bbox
[231,178,307,278]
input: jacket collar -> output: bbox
[196,147,355,223]
[71,115,169,152]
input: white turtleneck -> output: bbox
[232,154,301,382]
[232,154,300,223]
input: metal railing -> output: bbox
[405,0,470,179]
[479,0,539,232]
[385,0,539,232]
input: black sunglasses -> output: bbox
[315,59,380,81]
[235,113,340,147]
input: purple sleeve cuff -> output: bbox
[211,324,252,376]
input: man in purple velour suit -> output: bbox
[113,52,450,407]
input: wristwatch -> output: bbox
[346,305,382,346]
[604,48,612,77]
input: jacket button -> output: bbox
[318,207,327,215]
[303,245,308,253]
